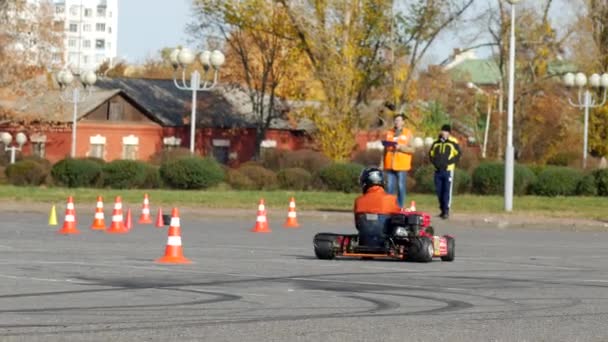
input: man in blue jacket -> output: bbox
[428,124,461,219]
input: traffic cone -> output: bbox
[138,193,153,224]
[410,201,416,212]
[251,198,271,233]
[155,208,192,264]
[155,207,164,227]
[48,205,57,226]
[283,197,300,228]
[106,196,127,234]
[57,196,79,234]
[90,196,106,230]
[125,208,133,231]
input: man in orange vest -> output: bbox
[383,113,414,208]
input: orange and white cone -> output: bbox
[138,193,153,224]
[90,196,106,230]
[155,207,164,227]
[106,196,126,234]
[155,208,192,264]
[410,201,416,212]
[251,198,271,233]
[283,197,300,228]
[125,208,133,232]
[58,196,80,234]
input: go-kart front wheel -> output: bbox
[440,236,455,262]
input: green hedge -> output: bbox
[51,158,103,188]
[413,165,470,194]
[472,162,536,195]
[318,162,364,193]
[102,160,147,189]
[238,164,278,190]
[576,173,597,196]
[277,167,312,190]
[531,166,583,196]
[226,168,256,190]
[159,156,224,189]
[593,169,608,196]
[142,163,162,189]
[5,159,49,186]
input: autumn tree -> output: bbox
[388,0,475,113]
[568,0,608,159]
[271,0,395,160]
[190,0,305,159]
[0,0,63,88]
[471,0,577,162]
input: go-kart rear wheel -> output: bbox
[440,236,455,261]
[314,240,336,260]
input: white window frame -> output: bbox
[30,134,47,159]
[122,135,139,160]
[89,134,106,159]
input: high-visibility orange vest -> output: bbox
[383,128,413,171]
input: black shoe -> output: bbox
[439,212,449,220]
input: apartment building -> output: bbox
[53,0,118,72]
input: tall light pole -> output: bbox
[504,0,522,212]
[0,132,27,164]
[563,72,608,169]
[56,69,97,158]
[467,82,501,159]
[170,47,225,154]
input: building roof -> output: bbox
[1,76,314,131]
[444,51,577,85]
[2,88,122,123]
[95,78,314,131]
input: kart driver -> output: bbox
[354,167,402,247]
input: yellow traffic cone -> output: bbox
[48,205,58,226]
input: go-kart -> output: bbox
[313,211,454,262]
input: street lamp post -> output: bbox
[467,82,502,159]
[563,72,608,169]
[56,69,97,158]
[170,48,225,154]
[504,0,522,212]
[0,132,28,164]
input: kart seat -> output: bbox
[355,213,390,248]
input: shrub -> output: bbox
[277,167,312,190]
[527,164,546,176]
[351,149,383,168]
[531,166,583,196]
[262,149,331,174]
[318,162,364,193]
[148,147,191,166]
[593,169,608,196]
[160,156,224,189]
[0,166,6,184]
[142,163,162,189]
[472,162,536,195]
[102,160,147,189]
[238,164,278,190]
[547,151,579,166]
[5,160,48,186]
[51,158,103,188]
[576,173,597,196]
[413,165,435,194]
[413,165,471,194]
[260,148,285,171]
[226,168,256,190]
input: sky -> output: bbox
[117,0,577,67]
[117,0,193,63]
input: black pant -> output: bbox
[434,170,454,215]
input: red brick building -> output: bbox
[0,78,314,165]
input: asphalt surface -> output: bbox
[1,209,608,342]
